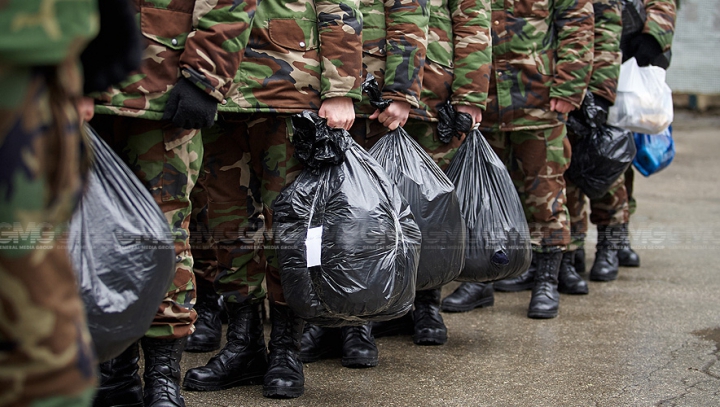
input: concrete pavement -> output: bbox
[178,111,720,406]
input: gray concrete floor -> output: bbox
[178,111,720,406]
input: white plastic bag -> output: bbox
[608,57,673,135]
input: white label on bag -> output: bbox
[306,226,323,267]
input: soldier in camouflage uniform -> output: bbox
[182,0,364,398]
[577,0,677,278]
[297,0,430,368]
[89,1,256,406]
[0,2,99,406]
[449,0,595,319]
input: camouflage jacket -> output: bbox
[409,0,493,122]
[480,0,595,132]
[644,0,675,51]
[590,0,622,104]
[94,0,255,120]
[355,0,429,117]
[221,0,364,114]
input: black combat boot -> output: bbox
[493,256,536,292]
[340,323,378,368]
[298,324,341,363]
[558,250,589,295]
[527,250,562,319]
[574,246,586,274]
[413,288,447,345]
[140,337,187,407]
[440,282,494,312]
[186,278,223,353]
[183,302,267,391]
[617,223,640,267]
[92,342,143,407]
[371,311,414,338]
[263,303,305,399]
[590,225,622,282]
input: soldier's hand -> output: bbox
[369,101,411,130]
[319,97,355,130]
[455,105,483,128]
[550,98,576,114]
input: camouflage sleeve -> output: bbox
[448,0,492,109]
[643,0,676,51]
[180,0,256,102]
[549,0,595,108]
[0,1,98,65]
[381,0,429,108]
[589,0,622,103]
[316,0,364,101]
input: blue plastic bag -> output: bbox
[633,126,675,176]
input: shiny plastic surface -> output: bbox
[633,126,675,177]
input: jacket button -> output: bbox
[222,99,227,105]
[171,38,178,46]
[299,41,306,48]
[494,20,500,25]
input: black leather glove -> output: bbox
[80,0,142,94]
[162,77,219,129]
[629,34,664,67]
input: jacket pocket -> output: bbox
[268,18,319,52]
[140,6,192,50]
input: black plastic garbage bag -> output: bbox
[69,125,175,362]
[273,111,421,327]
[565,124,637,200]
[437,101,474,144]
[361,74,465,290]
[446,129,532,282]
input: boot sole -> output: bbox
[619,259,640,267]
[183,373,264,391]
[493,282,534,292]
[441,297,494,313]
[589,273,618,282]
[263,386,304,399]
[413,334,447,346]
[527,310,558,319]
[341,357,378,368]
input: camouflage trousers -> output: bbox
[484,125,572,249]
[349,118,463,172]
[0,65,96,406]
[202,113,301,305]
[565,131,630,250]
[90,115,202,339]
[189,171,218,285]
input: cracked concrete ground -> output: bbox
[175,111,720,406]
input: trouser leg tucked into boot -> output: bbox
[617,222,640,267]
[341,323,378,368]
[186,278,223,353]
[440,282,494,312]
[558,250,589,295]
[299,324,341,363]
[92,342,143,407]
[263,303,305,399]
[413,288,447,345]
[493,256,536,292]
[590,225,622,281]
[527,250,562,319]
[183,302,267,391]
[141,337,187,407]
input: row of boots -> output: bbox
[93,301,306,406]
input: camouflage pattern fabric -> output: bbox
[408,0,492,122]
[221,0,364,114]
[202,114,301,305]
[0,63,96,406]
[590,0,623,104]
[485,126,572,249]
[480,0,594,132]
[355,0,429,117]
[189,172,218,284]
[89,115,202,339]
[643,0,676,51]
[95,0,257,121]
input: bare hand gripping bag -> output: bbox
[69,125,176,362]
[273,111,421,327]
[446,129,532,283]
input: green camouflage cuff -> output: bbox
[181,67,224,103]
